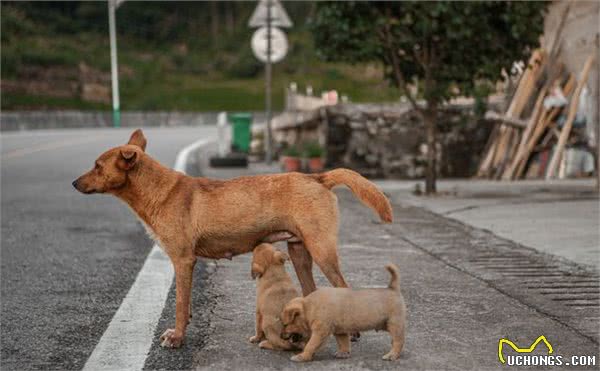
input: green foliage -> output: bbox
[311,1,547,103]
[0,1,402,111]
[302,141,324,158]
[282,145,301,157]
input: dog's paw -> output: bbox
[249,335,262,344]
[335,351,351,359]
[290,353,311,362]
[258,340,275,350]
[159,328,183,348]
[382,352,400,361]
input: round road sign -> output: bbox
[251,26,288,63]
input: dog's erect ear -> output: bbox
[273,251,289,265]
[127,129,147,151]
[120,149,138,170]
[251,262,264,280]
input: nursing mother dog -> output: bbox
[72,129,393,348]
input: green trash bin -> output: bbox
[229,113,252,153]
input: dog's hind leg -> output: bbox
[382,318,405,361]
[303,233,362,342]
[334,334,351,358]
[288,241,317,296]
[304,236,348,289]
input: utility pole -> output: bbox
[265,0,273,164]
[249,0,292,164]
[108,0,121,128]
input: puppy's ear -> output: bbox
[286,304,302,322]
[251,262,264,280]
[282,299,304,323]
[127,129,147,151]
[119,149,138,170]
[273,251,289,265]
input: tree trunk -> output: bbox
[424,108,437,195]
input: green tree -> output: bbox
[311,1,546,194]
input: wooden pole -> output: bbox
[513,75,576,179]
[546,55,595,179]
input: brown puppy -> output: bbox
[73,129,393,348]
[281,264,406,362]
[249,243,303,351]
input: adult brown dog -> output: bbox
[72,129,393,348]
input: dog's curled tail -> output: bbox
[385,264,401,292]
[313,168,393,223]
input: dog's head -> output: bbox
[72,129,147,194]
[251,243,289,279]
[281,297,310,341]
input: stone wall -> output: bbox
[324,104,493,178]
[271,102,495,179]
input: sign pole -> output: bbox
[265,0,273,164]
[108,0,121,128]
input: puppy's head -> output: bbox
[281,297,309,341]
[72,129,147,194]
[251,243,288,279]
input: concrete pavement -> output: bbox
[376,179,599,271]
[144,150,598,370]
[2,130,598,370]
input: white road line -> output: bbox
[83,137,211,371]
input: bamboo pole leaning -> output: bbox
[545,55,596,179]
[512,75,576,179]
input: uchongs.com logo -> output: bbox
[498,335,597,367]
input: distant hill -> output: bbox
[1,1,400,111]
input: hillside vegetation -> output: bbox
[1,1,400,111]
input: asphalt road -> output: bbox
[1,126,216,370]
[2,128,598,370]
[175,161,599,370]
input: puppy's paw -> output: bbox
[382,351,400,361]
[159,328,183,348]
[335,351,351,359]
[258,340,275,350]
[290,353,311,362]
[249,335,262,344]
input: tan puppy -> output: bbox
[73,129,393,348]
[281,264,406,362]
[249,243,303,351]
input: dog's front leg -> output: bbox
[290,322,328,362]
[160,257,196,348]
[249,312,265,343]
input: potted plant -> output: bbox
[303,141,325,173]
[280,145,301,172]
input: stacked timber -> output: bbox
[476,49,595,180]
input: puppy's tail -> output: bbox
[313,168,393,223]
[386,264,401,292]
